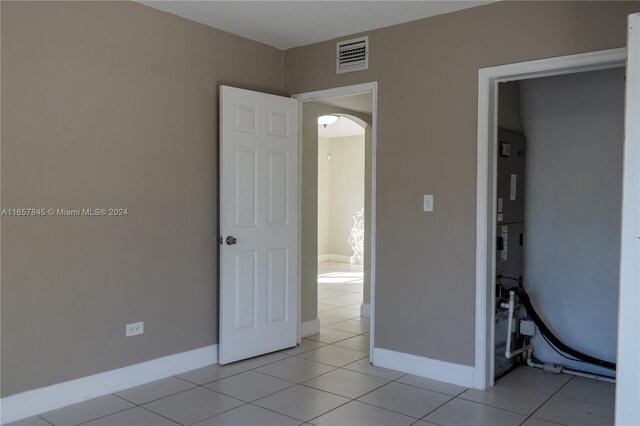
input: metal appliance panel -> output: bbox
[497,129,526,225]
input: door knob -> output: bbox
[226,236,237,245]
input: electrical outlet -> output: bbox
[126,321,144,337]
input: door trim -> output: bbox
[474,48,626,390]
[293,82,378,360]
[615,13,640,426]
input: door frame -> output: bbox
[293,82,378,359]
[474,48,627,390]
[615,13,640,426]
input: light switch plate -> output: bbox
[423,194,434,212]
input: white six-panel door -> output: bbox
[219,86,299,364]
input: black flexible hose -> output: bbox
[513,287,616,371]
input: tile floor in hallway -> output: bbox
[11,263,615,426]
[317,262,365,325]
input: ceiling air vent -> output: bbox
[336,36,368,74]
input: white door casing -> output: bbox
[292,82,378,359]
[615,13,640,426]
[219,86,299,364]
[474,48,626,390]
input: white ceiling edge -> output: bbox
[319,116,365,138]
[138,1,496,50]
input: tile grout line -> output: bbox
[71,395,148,426]
[323,374,441,421]
[202,378,299,405]
[140,383,248,426]
[245,331,406,425]
[519,373,576,425]
[296,378,389,402]
[35,416,55,426]
[137,405,184,426]
[114,379,199,406]
[245,401,311,425]
[560,394,616,410]
[354,398,433,421]
[302,395,356,425]
[389,379,468,398]
[450,395,541,418]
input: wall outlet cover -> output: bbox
[126,321,144,337]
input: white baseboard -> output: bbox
[301,319,320,337]
[1,345,218,424]
[318,254,351,263]
[329,254,351,263]
[327,254,351,263]
[373,347,475,388]
[318,254,361,264]
[360,303,370,317]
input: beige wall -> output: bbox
[363,125,372,306]
[498,81,523,134]
[318,135,366,258]
[318,137,331,256]
[521,68,624,374]
[1,1,283,397]
[285,1,638,366]
[328,136,366,257]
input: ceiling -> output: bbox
[319,116,365,138]
[138,1,493,49]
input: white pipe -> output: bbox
[563,368,616,384]
[503,291,526,359]
[526,355,615,383]
[526,358,543,368]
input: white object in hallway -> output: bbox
[348,208,365,264]
[219,86,299,364]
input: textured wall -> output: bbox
[284,1,637,365]
[521,68,624,375]
[1,1,283,397]
[318,137,331,256]
[318,136,366,257]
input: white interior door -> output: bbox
[615,13,640,426]
[219,86,299,364]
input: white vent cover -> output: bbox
[336,36,368,74]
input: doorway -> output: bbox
[496,67,623,385]
[317,114,367,339]
[474,48,627,390]
[294,82,377,360]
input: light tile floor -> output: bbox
[10,263,615,426]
